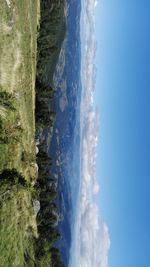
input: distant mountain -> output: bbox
[48,0,82,265]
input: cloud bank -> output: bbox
[69,1,110,267]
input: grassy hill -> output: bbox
[0,1,40,266]
[0,0,40,179]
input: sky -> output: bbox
[69,0,150,266]
[95,1,150,267]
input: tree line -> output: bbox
[34,145,65,267]
[36,0,66,85]
[34,1,66,266]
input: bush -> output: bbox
[0,168,29,188]
[0,91,16,111]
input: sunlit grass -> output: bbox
[0,1,40,266]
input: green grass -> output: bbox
[0,0,40,181]
[0,1,40,266]
[0,180,37,267]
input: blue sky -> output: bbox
[95,1,150,267]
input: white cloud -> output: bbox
[70,107,110,267]
[95,0,98,8]
[69,0,110,266]
[69,83,110,267]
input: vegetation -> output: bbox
[0,0,39,179]
[0,169,37,267]
[36,0,66,85]
[34,145,65,266]
[0,0,66,266]
[0,1,40,266]
[34,1,66,265]
[35,94,56,127]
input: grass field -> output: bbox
[0,1,40,266]
[0,0,40,179]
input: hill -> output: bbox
[0,1,40,266]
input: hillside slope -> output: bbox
[0,1,40,266]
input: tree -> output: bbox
[36,79,54,100]
[35,98,56,127]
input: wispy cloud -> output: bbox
[70,108,110,267]
[69,0,110,266]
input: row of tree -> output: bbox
[36,0,66,84]
[35,80,56,128]
[34,1,66,266]
[34,146,65,267]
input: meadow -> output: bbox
[0,0,65,266]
